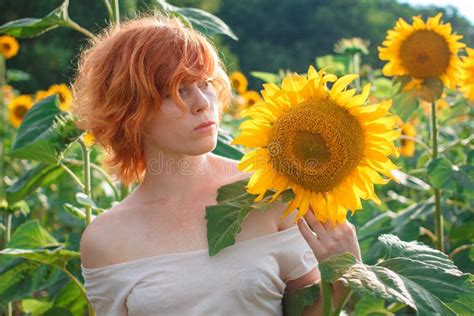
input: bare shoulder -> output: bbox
[209,153,296,231]
[80,205,130,269]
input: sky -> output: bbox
[398,0,474,24]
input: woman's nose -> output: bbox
[190,85,211,114]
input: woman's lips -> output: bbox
[194,121,216,134]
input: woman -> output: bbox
[74,14,361,316]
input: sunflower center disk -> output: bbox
[14,105,28,118]
[268,97,365,193]
[400,30,451,78]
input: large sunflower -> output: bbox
[8,95,34,128]
[459,47,474,101]
[0,35,19,59]
[232,66,401,225]
[379,13,465,90]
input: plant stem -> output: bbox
[398,135,432,156]
[321,279,333,316]
[102,0,114,22]
[0,55,5,202]
[430,101,444,253]
[449,244,473,259]
[352,53,361,91]
[331,287,352,316]
[0,54,13,316]
[61,267,95,316]
[63,158,120,201]
[113,0,120,25]
[66,20,97,40]
[60,163,85,190]
[78,139,92,226]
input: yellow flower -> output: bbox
[47,84,72,111]
[379,13,465,90]
[232,66,401,225]
[0,35,19,59]
[459,47,474,101]
[34,90,51,102]
[395,117,417,157]
[8,95,34,128]
[83,131,95,148]
[229,71,248,94]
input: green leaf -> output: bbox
[21,298,53,314]
[427,158,474,198]
[212,130,244,160]
[391,90,419,123]
[354,296,394,316]
[6,163,64,205]
[372,77,392,99]
[155,0,238,40]
[283,283,320,316]
[318,252,357,283]
[0,248,80,269]
[315,54,350,76]
[0,1,70,38]
[250,71,280,84]
[390,169,430,191]
[6,69,31,82]
[6,220,60,249]
[51,281,88,316]
[9,95,82,163]
[0,221,67,303]
[205,179,256,256]
[63,203,86,220]
[320,234,473,315]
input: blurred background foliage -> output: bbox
[2,0,473,94]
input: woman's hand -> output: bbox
[297,207,362,263]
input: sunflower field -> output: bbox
[1,1,473,315]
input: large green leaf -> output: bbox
[6,163,65,205]
[427,158,474,198]
[0,1,70,38]
[50,279,88,316]
[319,235,474,315]
[155,0,238,40]
[9,95,82,164]
[358,200,433,264]
[205,179,257,256]
[0,220,67,303]
[283,284,319,316]
[6,220,60,249]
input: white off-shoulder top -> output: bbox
[80,225,318,316]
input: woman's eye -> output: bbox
[178,87,186,94]
[200,80,211,88]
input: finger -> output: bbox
[297,218,320,247]
[304,211,330,242]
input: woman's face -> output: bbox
[144,79,220,157]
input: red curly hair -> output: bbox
[71,14,231,187]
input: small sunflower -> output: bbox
[395,117,417,157]
[233,66,401,225]
[379,13,465,90]
[8,95,34,128]
[420,96,450,119]
[229,71,248,94]
[47,84,73,111]
[34,90,51,103]
[82,131,96,148]
[0,35,19,59]
[459,47,474,101]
